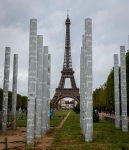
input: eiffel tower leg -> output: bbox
[70,76,77,89]
[58,76,65,89]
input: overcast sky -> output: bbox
[0,0,129,98]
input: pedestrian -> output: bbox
[18,107,22,118]
[50,108,54,119]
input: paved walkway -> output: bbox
[99,112,129,122]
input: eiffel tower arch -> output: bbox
[52,14,80,104]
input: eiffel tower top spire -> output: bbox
[67,10,69,19]
[63,12,72,70]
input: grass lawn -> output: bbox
[0,111,27,127]
[16,111,27,127]
[16,110,70,127]
[51,111,129,150]
[0,110,70,127]
[50,110,70,127]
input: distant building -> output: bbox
[58,99,78,110]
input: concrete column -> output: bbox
[27,19,37,145]
[114,54,120,128]
[11,54,18,129]
[35,35,43,138]
[42,46,48,134]
[120,46,128,132]
[2,47,11,132]
[46,54,51,130]
[80,35,86,136]
[84,18,93,142]
[80,51,83,130]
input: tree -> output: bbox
[93,85,106,112]
[0,87,28,110]
[73,103,80,113]
[105,68,114,113]
[93,88,101,110]
[17,94,22,109]
[21,96,28,109]
[93,69,114,113]
[50,101,58,109]
[93,51,129,116]
[8,91,12,110]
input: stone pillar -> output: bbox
[11,54,18,129]
[35,35,43,138]
[42,46,48,134]
[80,51,83,130]
[84,18,93,141]
[27,19,37,145]
[114,54,120,128]
[80,34,86,136]
[46,54,51,130]
[120,46,128,132]
[2,47,11,132]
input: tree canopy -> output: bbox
[0,89,28,110]
[93,51,129,115]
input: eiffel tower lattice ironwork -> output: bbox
[52,14,80,103]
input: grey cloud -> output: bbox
[0,0,129,98]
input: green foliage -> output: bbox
[93,85,106,112]
[93,68,114,113]
[17,94,22,109]
[0,88,28,111]
[73,103,80,113]
[105,68,114,112]
[50,101,58,109]
[21,96,28,109]
[93,51,129,114]
[93,86,106,111]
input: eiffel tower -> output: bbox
[52,13,80,103]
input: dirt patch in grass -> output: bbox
[0,112,70,150]
[0,127,26,149]
[0,127,56,150]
